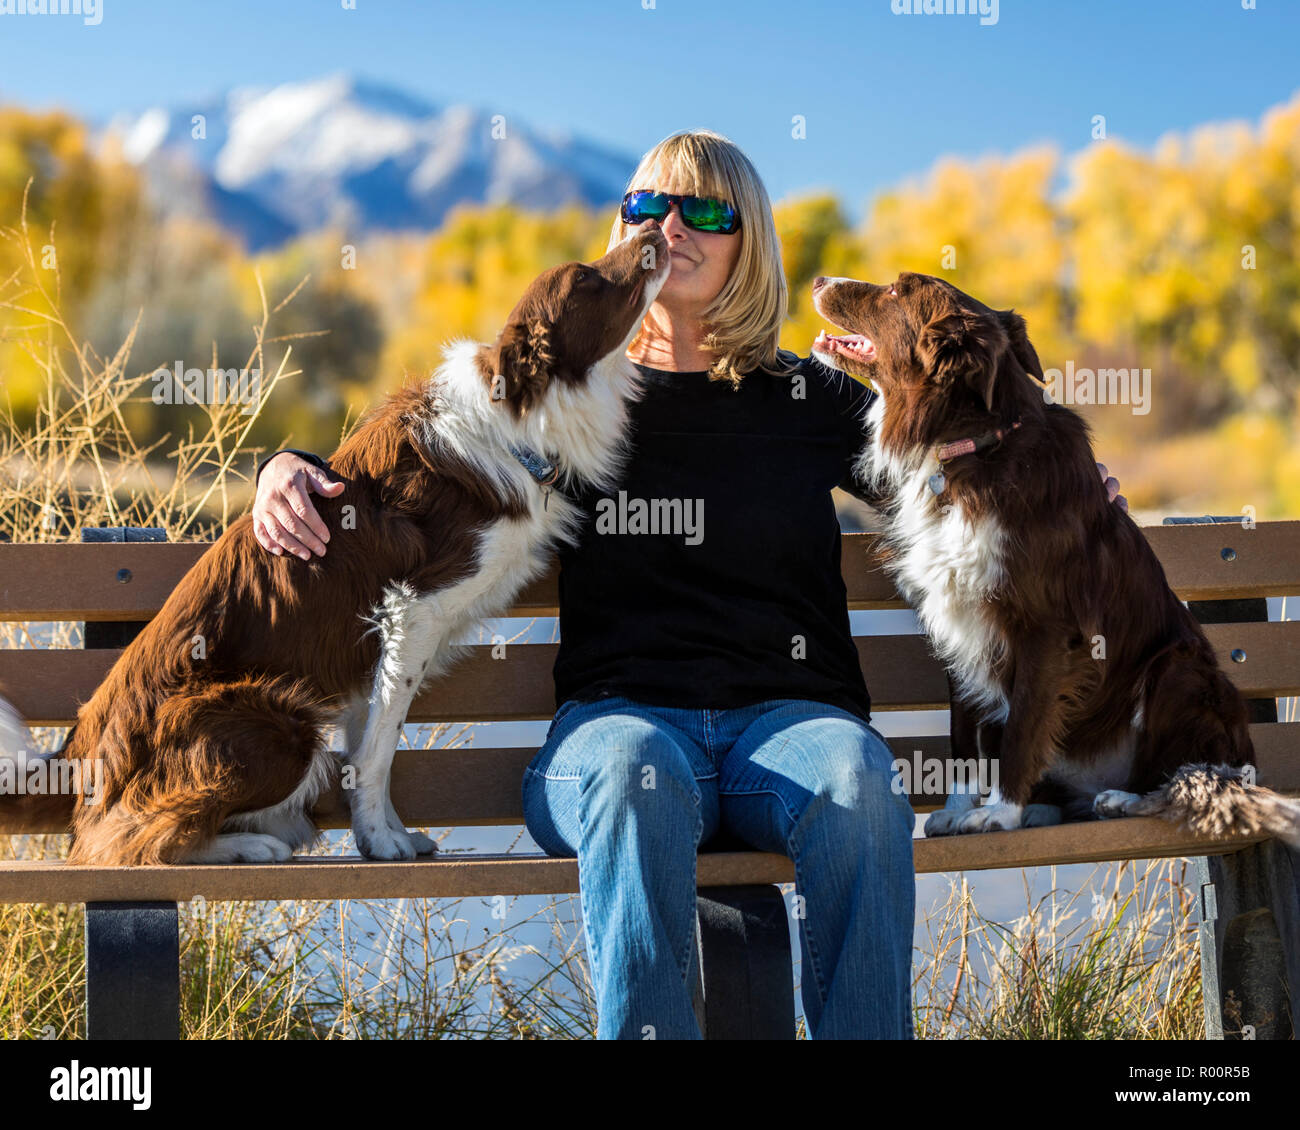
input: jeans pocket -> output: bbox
[520,766,575,858]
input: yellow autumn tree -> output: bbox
[776,193,862,358]
[381,203,611,383]
[0,107,144,414]
[851,146,1068,363]
[1067,94,1300,411]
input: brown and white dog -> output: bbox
[0,223,670,865]
[812,271,1300,845]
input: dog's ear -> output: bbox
[492,318,557,413]
[915,310,1006,413]
[998,309,1044,385]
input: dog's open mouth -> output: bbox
[813,330,876,365]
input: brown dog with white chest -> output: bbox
[0,224,670,864]
[811,270,1299,844]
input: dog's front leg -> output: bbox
[346,687,437,860]
[926,681,989,836]
[338,692,432,864]
[344,586,441,860]
[955,632,1073,834]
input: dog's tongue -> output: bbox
[814,329,876,363]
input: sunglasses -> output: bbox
[620,190,741,234]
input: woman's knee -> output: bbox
[805,725,912,833]
[577,718,705,820]
[529,705,713,851]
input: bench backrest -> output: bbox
[1,521,1297,834]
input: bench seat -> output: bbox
[0,817,1277,904]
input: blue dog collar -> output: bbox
[509,445,564,507]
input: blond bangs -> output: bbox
[607,130,795,386]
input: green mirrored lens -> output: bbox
[681,196,730,230]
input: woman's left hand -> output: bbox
[1098,463,1128,513]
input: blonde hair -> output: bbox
[607,129,795,386]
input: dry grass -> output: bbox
[913,859,1209,1040]
[0,181,309,544]
[1,833,597,1040]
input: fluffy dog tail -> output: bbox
[0,692,78,828]
[1130,764,1300,849]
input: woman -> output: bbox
[252,130,1125,1039]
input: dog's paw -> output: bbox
[239,834,295,863]
[1093,789,1143,819]
[187,832,294,864]
[955,803,1022,834]
[1020,804,1063,828]
[355,821,421,861]
[924,809,964,837]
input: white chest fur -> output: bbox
[857,396,1011,724]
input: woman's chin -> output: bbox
[658,277,725,309]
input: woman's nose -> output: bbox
[660,207,690,238]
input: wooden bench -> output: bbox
[1,519,1297,1039]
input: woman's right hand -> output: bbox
[252,453,345,560]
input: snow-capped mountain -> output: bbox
[106,75,636,248]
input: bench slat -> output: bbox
[0,817,1273,904]
[5,621,1297,725]
[2,521,1297,621]
[3,724,1294,835]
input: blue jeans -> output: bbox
[521,695,916,1039]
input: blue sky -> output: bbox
[1,0,1297,218]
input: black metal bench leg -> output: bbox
[1196,856,1225,1040]
[696,884,795,1039]
[1198,843,1299,1040]
[1180,579,1294,1039]
[85,902,181,1040]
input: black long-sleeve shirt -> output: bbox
[257,351,879,723]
